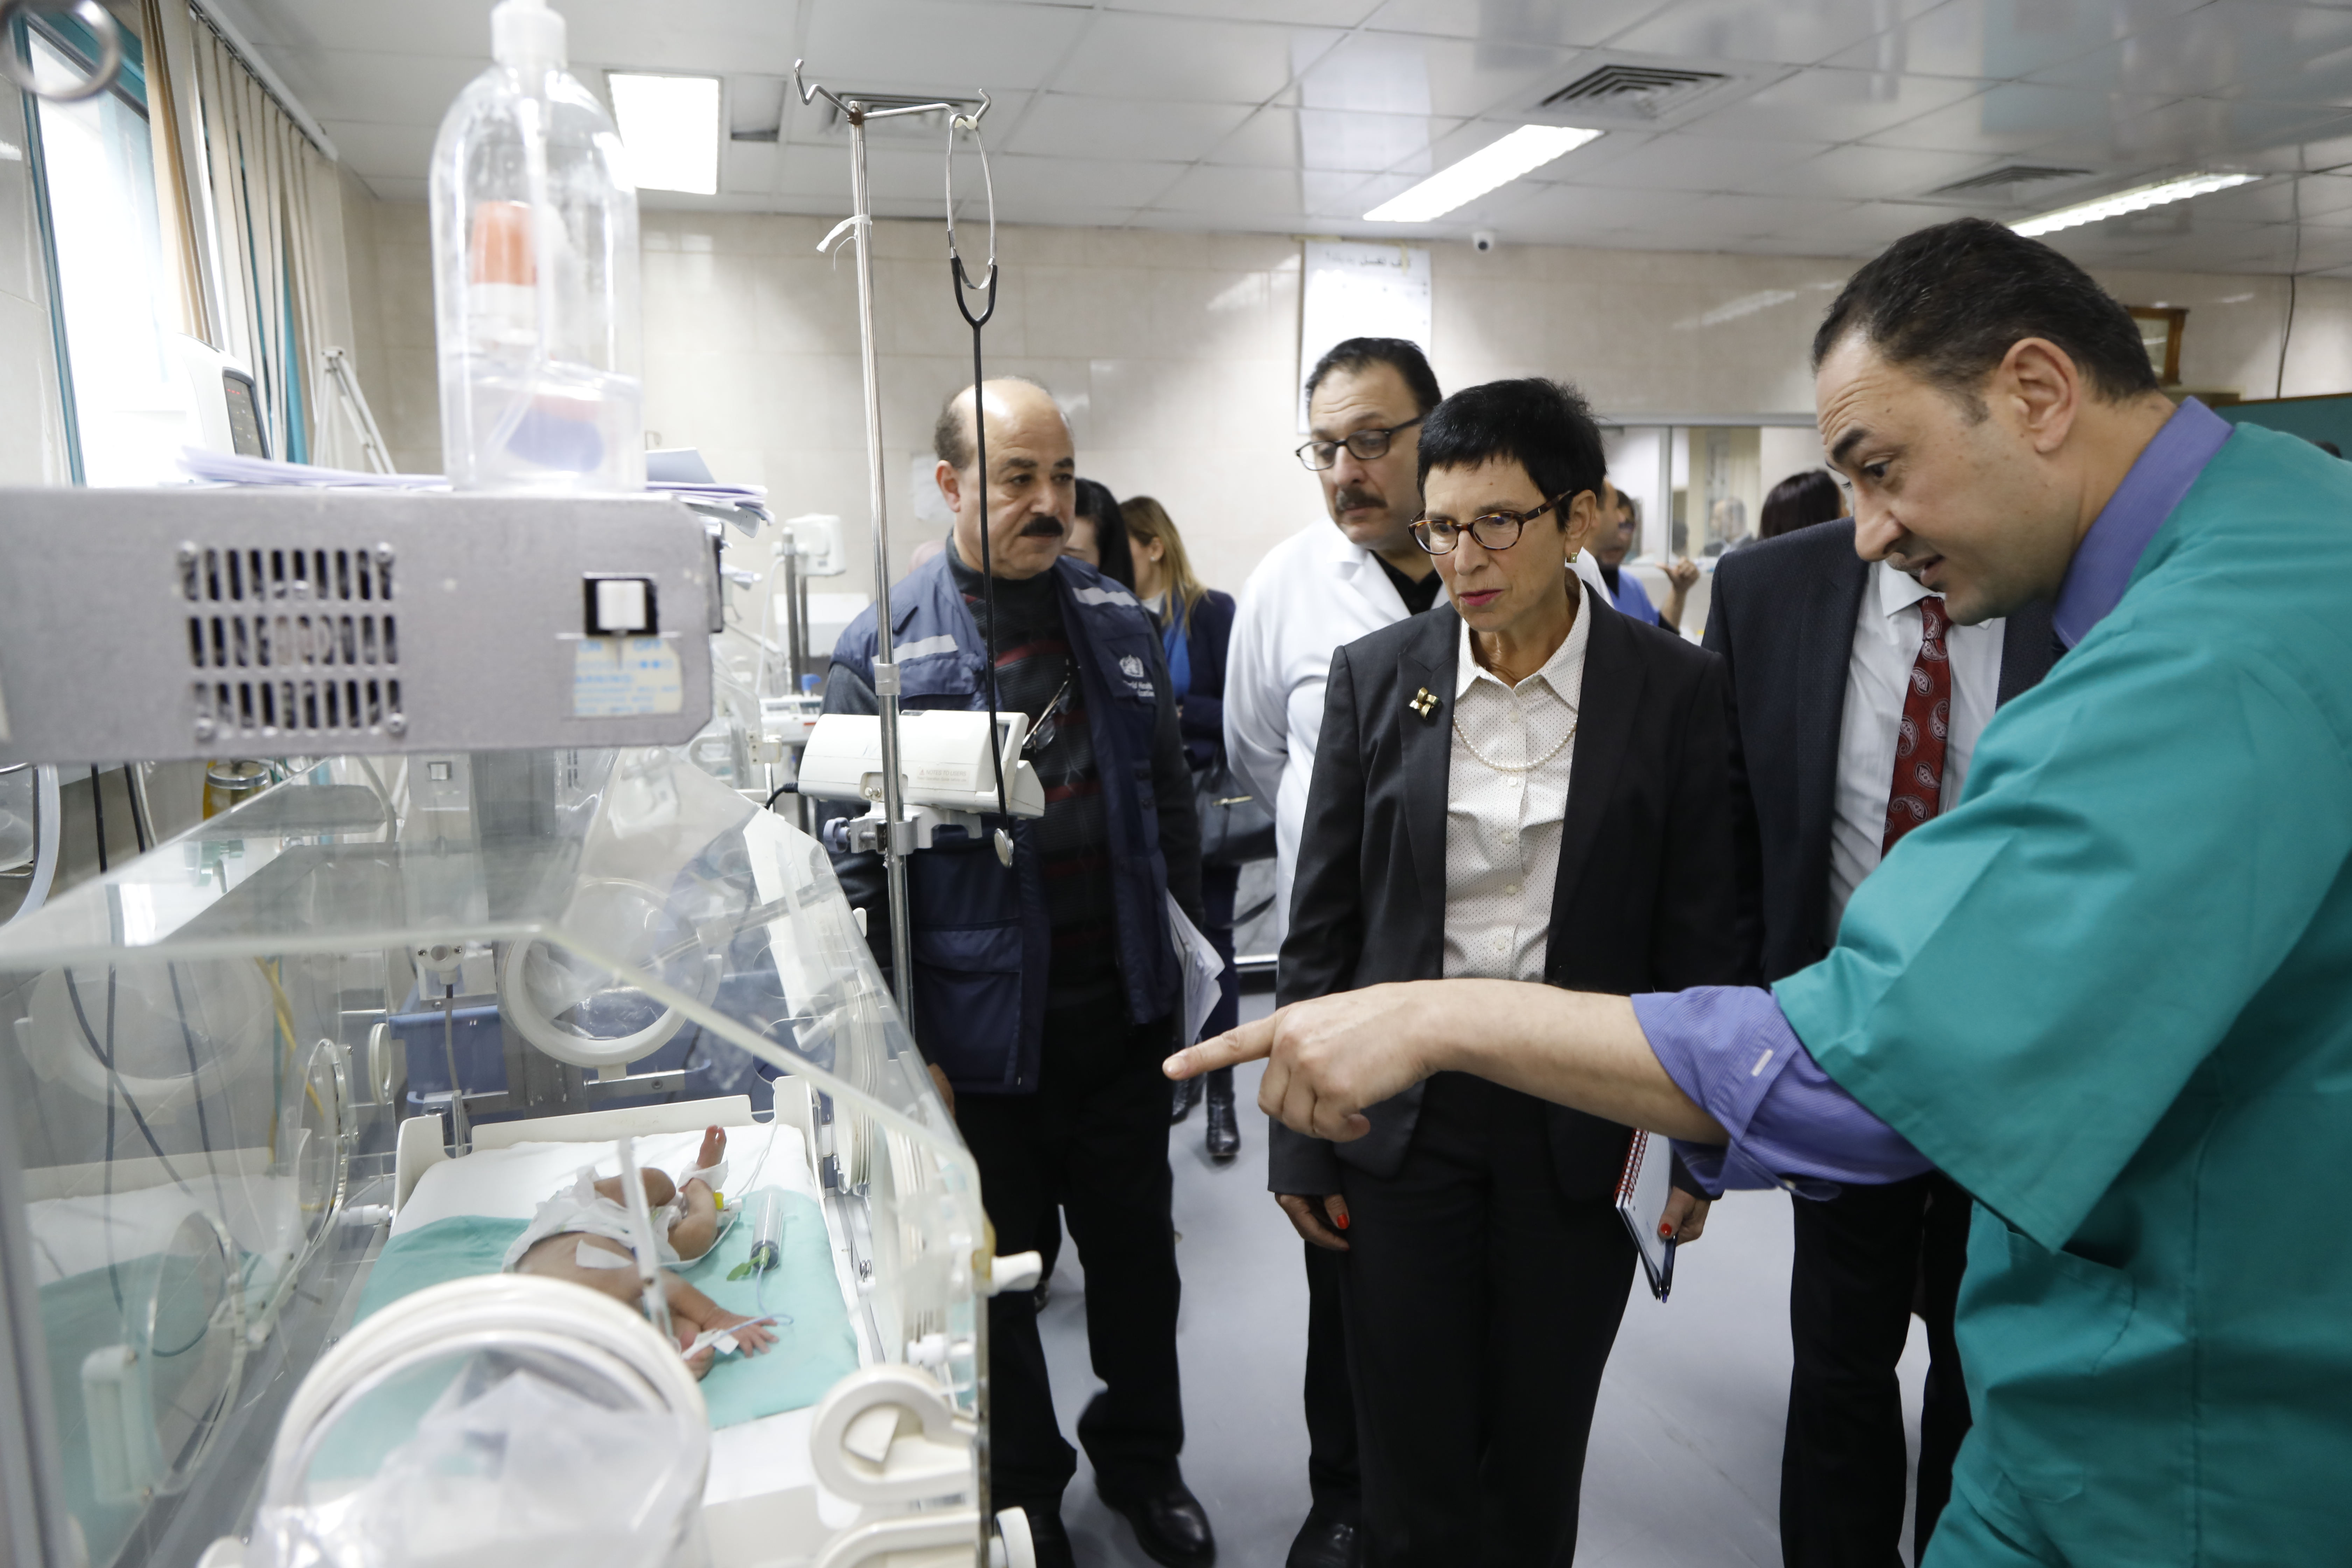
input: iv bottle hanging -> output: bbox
[428,0,643,493]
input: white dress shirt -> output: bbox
[1443,593,1590,983]
[1225,523,1417,941]
[1825,560,2005,940]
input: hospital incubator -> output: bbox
[0,746,1031,1568]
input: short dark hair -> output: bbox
[1304,336,1441,418]
[1812,217,2159,411]
[1416,378,1606,511]
[1073,477,1136,590]
[933,376,1051,472]
[1759,469,1845,540]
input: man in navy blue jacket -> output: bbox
[821,378,1210,1568]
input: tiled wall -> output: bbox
[342,194,2352,603]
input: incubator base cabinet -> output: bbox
[0,749,1032,1568]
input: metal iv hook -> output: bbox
[0,0,125,103]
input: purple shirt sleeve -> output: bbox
[1632,986,1933,1197]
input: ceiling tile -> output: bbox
[2026,94,2352,167]
[317,118,439,181]
[2025,3,2352,98]
[1819,0,2212,83]
[1148,163,1314,215]
[1299,30,1581,121]
[1860,83,2170,154]
[1202,106,1305,167]
[1006,95,1254,163]
[1362,0,1672,47]
[1057,13,1345,104]
[800,0,1095,94]
[1735,142,2001,201]
[1604,0,1945,70]
[1675,67,1989,145]
[1107,0,1382,24]
[1474,179,1707,235]
[250,44,484,128]
[1565,134,1835,196]
[985,152,1192,212]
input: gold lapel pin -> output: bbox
[1409,687,1439,720]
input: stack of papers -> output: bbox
[179,448,771,511]
[178,449,447,488]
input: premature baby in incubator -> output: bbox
[506,1126,779,1377]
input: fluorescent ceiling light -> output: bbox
[1364,125,1602,223]
[2011,172,2259,237]
[609,73,720,196]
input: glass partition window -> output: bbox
[21,19,182,487]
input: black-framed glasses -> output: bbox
[1410,493,1572,555]
[1294,416,1424,471]
[1021,666,1077,756]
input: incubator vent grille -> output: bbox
[1541,64,1728,121]
[1928,164,2094,197]
[179,543,402,740]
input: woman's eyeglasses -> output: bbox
[1411,493,1572,555]
[1294,416,1424,472]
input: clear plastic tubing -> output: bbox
[428,0,643,493]
[748,1191,783,1274]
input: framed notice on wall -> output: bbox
[1298,241,1432,432]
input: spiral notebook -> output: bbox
[1615,1130,1677,1301]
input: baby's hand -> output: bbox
[709,1309,778,1357]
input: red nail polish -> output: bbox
[1658,1222,1674,1239]
[1334,1213,1350,1231]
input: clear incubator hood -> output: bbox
[0,749,998,1568]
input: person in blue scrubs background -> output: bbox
[1172,216,2352,1567]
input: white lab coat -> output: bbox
[1224,519,1617,950]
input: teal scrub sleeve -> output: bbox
[1774,622,2352,1251]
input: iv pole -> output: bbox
[792,65,1001,1568]
[792,65,973,1035]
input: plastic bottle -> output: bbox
[429,0,643,493]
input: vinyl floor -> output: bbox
[1035,992,1933,1568]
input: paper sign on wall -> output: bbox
[1297,240,1433,433]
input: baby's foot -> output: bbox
[696,1125,726,1171]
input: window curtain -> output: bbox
[168,10,357,467]
[139,0,212,345]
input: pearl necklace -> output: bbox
[1451,713,1577,774]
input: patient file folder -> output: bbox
[1616,1130,1677,1301]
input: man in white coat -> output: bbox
[1225,337,1442,1568]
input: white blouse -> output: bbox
[1441,589,1591,983]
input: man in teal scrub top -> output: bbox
[1170,217,2352,1566]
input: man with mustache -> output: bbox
[820,378,1211,1568]
[1224,337,1444,1568]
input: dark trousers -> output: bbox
[1201,863,1239,1088]
[1782,1171,1973,1568]
[1336,1073,1634,1567]
[957,999,1185,1512]
[1302,1241,1359,1520]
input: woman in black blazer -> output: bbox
[1122,495,1245,1158]
[1266,379,1741,1567]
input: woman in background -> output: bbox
[1122,495,1242,1160]
[1067,478,1137,589]
[1758,467,1847,540]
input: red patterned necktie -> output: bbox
[1883,595,1952,854]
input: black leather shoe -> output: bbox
[1170,1075,1203,1124]
[1285,1508,1362,1568]
[1100,1478,1216,1567]
[1204,1090,1239,1161]
[1011,1505,1075,1568]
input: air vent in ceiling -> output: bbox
[1541,64,1728,122]
[1928,164,2094,197]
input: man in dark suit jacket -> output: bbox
[1705,515,2053,1567]
[1268,377,1743,1567]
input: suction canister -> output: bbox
[429,0,643,493]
